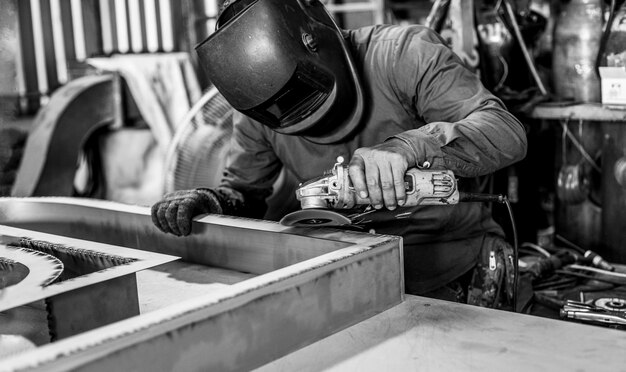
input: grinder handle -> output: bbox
[348,168,460,206]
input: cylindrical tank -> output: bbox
[552,0,603,102]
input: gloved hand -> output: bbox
[151,188,223,236]
[348,138,417,211]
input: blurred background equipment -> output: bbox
[9,74,123,198]
[163,86,300,220]
[552,0,603,103]
[163,86,233,195]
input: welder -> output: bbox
[152,0,527,308]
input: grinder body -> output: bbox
[295,162,460,210]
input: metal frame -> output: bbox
[0,226,177,312]
[0,197,403,371]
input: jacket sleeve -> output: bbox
[215,111,281,218]
[389,27,527,177]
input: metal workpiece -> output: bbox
[0,224,178,348]
[0,225,177,312]
[0,197,403,372]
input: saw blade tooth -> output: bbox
[0,245,64,288]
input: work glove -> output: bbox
[348,138,417,211]
[151,188,224,236]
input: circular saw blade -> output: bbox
[280,209,352,227]
[0,245,64,289]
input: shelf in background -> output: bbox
[531,102,626,122]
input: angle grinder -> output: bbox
[280,157,507,227]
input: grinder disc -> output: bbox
[280,209,352,227]
[592,297,626,312]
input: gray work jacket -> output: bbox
[220,24,527,293]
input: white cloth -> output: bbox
[85,53,202,205]
[87,53,202,151]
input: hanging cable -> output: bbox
[502,196,519,312]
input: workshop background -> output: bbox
[2,0,626,367]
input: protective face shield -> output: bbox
[195,0,364,144]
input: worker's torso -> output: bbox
[232,25,504,292]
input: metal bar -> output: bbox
[128,0,143,53]
[50,0,68,84]
[29,0,49,96]
[138,0,149,52]
[17,0,40,113]
[13,0,28,112]
[144,0,159,52]
[115,0,130,53]
[99,0,114,54]
[159,0,174,51]
[70,0,87,61]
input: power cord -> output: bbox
[502,196,519,313]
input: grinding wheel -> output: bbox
[279,209,352,227]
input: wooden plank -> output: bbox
[258,295,626,372]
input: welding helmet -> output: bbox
[195,0,364,144]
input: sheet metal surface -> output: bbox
[0,197,403,372]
